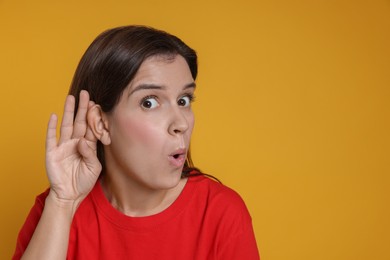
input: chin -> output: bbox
[156,169,184,190]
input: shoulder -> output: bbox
[187,174,258,256]
[188,174,252,223]
[191,174,247,202]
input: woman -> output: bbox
[13,25,260,259]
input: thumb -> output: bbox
[77,138,102,175]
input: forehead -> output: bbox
[129,55,193,87]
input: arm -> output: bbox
[20,91,101,260]
[20,191,76,259]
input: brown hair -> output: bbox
[68,25,198,174]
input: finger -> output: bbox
[58,95,75,145]
[46,113,58,151]
[85,100,98,144]
[88,100,95,108]
[72,90,90,139]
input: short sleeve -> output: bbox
[209,184,260,259]
[12,190,49,260]
[218,219,260,259]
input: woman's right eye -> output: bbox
[141,96,159,109]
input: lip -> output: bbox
[168,148,187,168]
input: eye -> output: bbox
[141,96,159,109]
[178,94,194,107]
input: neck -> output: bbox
[100,172,187,217]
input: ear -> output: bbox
[87,104,111,145]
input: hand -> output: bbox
[45,90,102,207]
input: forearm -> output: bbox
[21,191,79,260]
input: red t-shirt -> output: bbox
[13,175,260,259]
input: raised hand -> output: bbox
[45,90,102,206]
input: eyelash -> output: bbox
[181,93,196,105]
[140,93,196,109]
[140,95,159,109]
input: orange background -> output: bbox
[1,0,389,259]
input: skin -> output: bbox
[21,54,195,259]
[92,55,195,216]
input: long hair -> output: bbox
[68,25,198,174]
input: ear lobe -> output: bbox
[87,105,111,145]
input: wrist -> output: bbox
[46,190,82,218]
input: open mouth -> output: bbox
[168,150,186,167]
[170,153,184,161]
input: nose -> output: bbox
[168,108,189,135]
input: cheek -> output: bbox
[185,114,195,140]
[119,118,160,145]
[188,111,195,129]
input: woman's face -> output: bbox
[103,55,195,190]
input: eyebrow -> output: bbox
[128,82,196,96]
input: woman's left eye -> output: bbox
[178,95,194,107]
